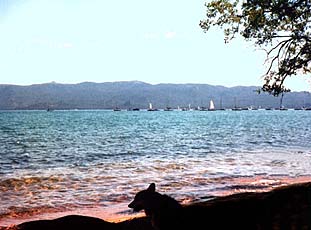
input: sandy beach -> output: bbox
[1,181,311,230]
[2,175,311,228]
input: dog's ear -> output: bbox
[147,183,156,192]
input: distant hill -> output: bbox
[0,81,310,110]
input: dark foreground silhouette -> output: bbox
[6,182,311,230]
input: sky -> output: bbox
[0,0,310,91]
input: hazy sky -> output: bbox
[0,0,310,91]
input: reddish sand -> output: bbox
[1,175,311,228]
[0,205,144,227]
[219,175,311,195]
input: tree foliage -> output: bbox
[200,0,311,96]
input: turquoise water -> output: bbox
[1,110,311,225]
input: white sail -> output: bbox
[149,103,153,110]
[209,100,215,110]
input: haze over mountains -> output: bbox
[0,81,310,110]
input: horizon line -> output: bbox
[1,80,310,93]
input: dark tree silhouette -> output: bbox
[200,0,311,96]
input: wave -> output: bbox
[0,176,64,192]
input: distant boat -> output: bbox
[113,107,121,111]
[127,108,140,111]
[164,107,173,111]
[148,103,153,111]
[278,92,287,111]
[232,97,242,111]
[47,108,54,112]
[148,103,158,111]
[249,106,258,110]
[188,104,193,111]
[208,100,215,111]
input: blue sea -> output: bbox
[1,110,311,226]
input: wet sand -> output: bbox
[2,181,311,230]
[3,175,311,226]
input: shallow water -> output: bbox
[1,110,311,226]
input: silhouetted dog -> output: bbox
[128,183,182,230]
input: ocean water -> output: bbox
[1,110,311,226]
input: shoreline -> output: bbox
[1,178,311,229]
[0,205,144,227]
[2,181,311,230]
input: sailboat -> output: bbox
[232,97,242,111]
[148,103,153,111]
[208,100,215,111]
[147,103,158,111]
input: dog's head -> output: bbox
[128,183,156,213]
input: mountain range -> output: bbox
[0,81,310,110]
